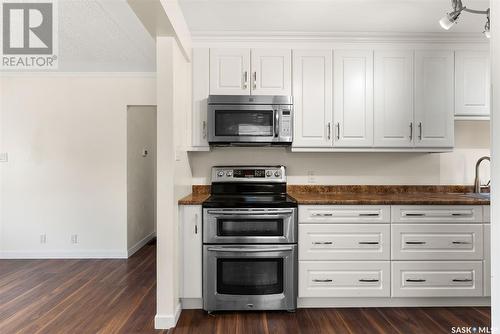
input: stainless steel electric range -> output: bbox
[202,166,298,312]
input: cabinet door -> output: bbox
[455,51,490,118]
[251,49,291,95]
[191,48,210,148]
[333,50,374,147]
[292,50,333,147]
[374,51,414,147]
[209,48,250,95]
[180,206,202,299]
[484,223,491,296]
[414,51,454,148]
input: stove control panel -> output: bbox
[211,166,286,183]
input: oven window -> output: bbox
[217,219,284,237]
[215,110,274,136]
[217,258,284,295]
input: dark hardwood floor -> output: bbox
[0,242,491,334]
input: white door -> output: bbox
[374,51,414,147]
[251,49,291,95]
[180,206,202,299]
[333,50,374,147]
[455,51,490,118]
[209,48,250,95]
[414,51,454,148]
[191,48,210,148]
[292,50,333,147]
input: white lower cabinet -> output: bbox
[299,261,390,297]
[180,205,203,299]
[391,261,483,297]
[299,224,390,260]
[484,223,491,296]
[391,224,483,260]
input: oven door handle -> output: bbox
[207,247,293,253]
[206,210,294,215]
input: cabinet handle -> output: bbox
[405,213,425,217]
[313,279,333,283]
[312,213,333,217]
[409,122,413,141]
[194,214,198,234]
[202,121,207,139]
[451,213,472,217]
[243,71,248,89]
[452,241,471,245]
[313,241,333,245]
[405,241,426,245]
[359,213,379,217]
[406,279,426,283]
[418,122,422,140]
[452,278,473,282]
[359,241,380,245]
[253,72,257,90]
[359,279,379,283]
[327,123,331,140]
[336,122,340,140]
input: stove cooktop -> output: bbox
[202,194,297,208]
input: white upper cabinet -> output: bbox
[251,49,292,95]
[414,51,454,148]
[333,50,374,147]
[210,48,251,95]
[209,48,291,96]
[374,51,414,147]
[292,50,333,147]
[455,51,490,118]
[191,48,210,148]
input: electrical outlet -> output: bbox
[307,171,316,184]
[0,152,7,162]
[40,234,47,244]
[71,234,78,244]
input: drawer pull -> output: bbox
[359,213,380,217]
[358,241,379,245]
[405,241,427,245]
[451,213,472,217]
[313,241,333,245]
[312,213,334,217]
[452,278,473,282]
[405,213,425,217]
[406,279,426,283]
[313,279,333,283]
[452,241,472,245]
[359,279,379,283]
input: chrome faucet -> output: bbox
[474,156,490,193]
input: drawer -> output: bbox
[484,206,490,223]
[391,224,483,260]
[484,224,491,296]
[299,261,390,297]
[299,224,390,260]
[392,261,483,297]
[299,205,390,224]
[391,205,482,223]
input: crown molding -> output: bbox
[191,31,489,45]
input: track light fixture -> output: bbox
[439,0,491,38]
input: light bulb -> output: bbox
[439,15,456,30]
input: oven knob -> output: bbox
[217,171,224,177]
[266,170,272,177]
[226,171,233,177]
[274,171,281,177]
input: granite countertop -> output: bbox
[178,185,490,206]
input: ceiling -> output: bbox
[179,0,490,35]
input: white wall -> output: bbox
[189,121,490,186]
[0,74,156,258]
[127,105,157,256]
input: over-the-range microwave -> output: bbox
[207,95,293,146]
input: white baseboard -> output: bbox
[155,303,182,329]
[127,232,156,257]
[0,249,128,259]
[298,297,491,308]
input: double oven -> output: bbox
[202,166,298,312]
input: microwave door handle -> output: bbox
[275,110,279,138]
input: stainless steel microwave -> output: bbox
[207,95,293,146]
